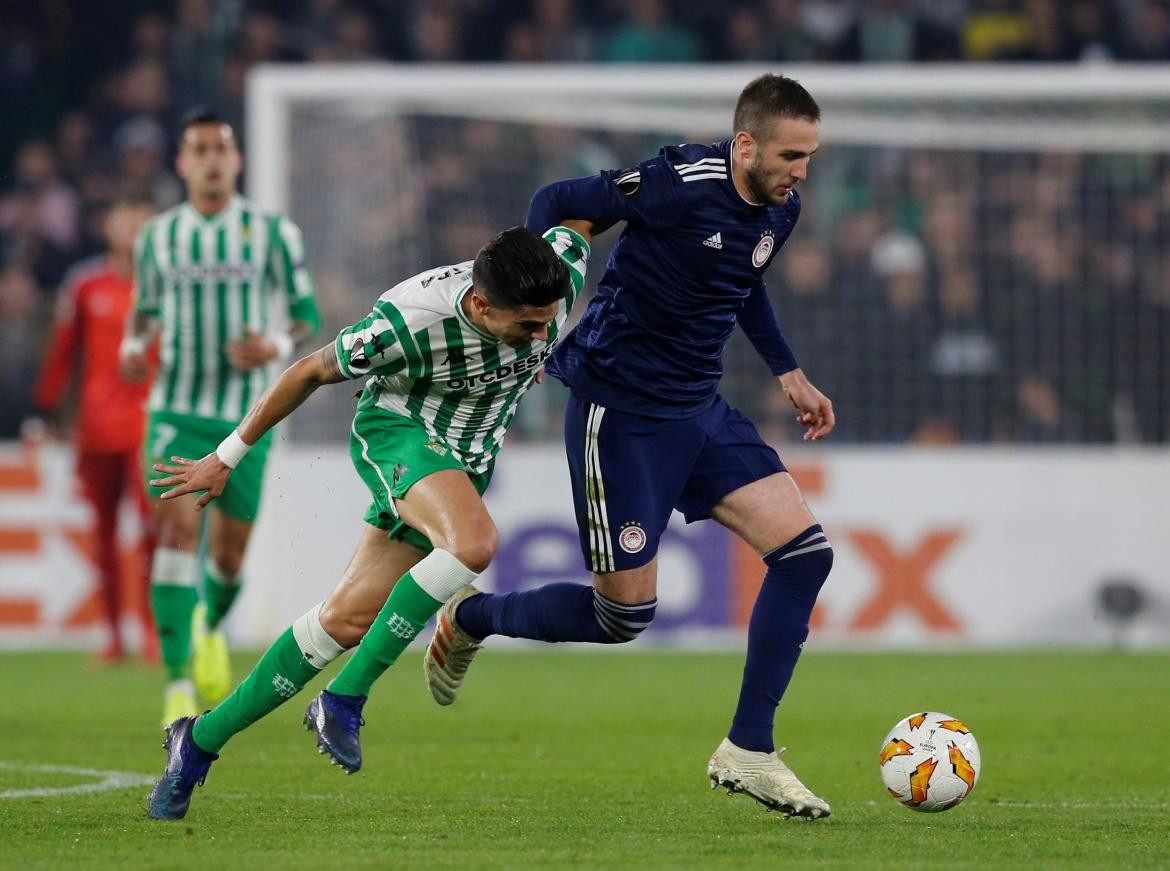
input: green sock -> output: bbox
[192,628,321,753]
[151,584,198,681]
[327,570,443,698]
[203,563,242,630]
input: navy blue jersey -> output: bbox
[529,139,800,418]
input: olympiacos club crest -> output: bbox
[618,523,647,554]
[752,232,775,268]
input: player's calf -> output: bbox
[425,585,657,706]
[453,583,657,646]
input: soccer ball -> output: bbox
[879,711,981,812]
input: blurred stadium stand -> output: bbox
[3,0,1168,443]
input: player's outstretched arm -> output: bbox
[150,344,347,509]
[779,368,836,442]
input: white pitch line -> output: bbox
[0,762,155,799]
[987,801,1170,810]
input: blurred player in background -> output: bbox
[424,74,836,819]
[120,110,321,727]
[140,224,590,820]
[31,198,158,664]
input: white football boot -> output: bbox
[707,737,831,819]
[423,585,483,706]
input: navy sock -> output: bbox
[456,583,656,644]
[727,524,833,754]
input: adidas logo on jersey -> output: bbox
[703,232,723,250]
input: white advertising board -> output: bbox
[2,443,1167,649]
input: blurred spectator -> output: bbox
[410,5,465,61]
[722,6,774,61]
[113,116,183,209]
[928,267,1003,441]
[1063,0,1121,60]
[600,0,701,62]
[837,0,955,62]
[1014,374,1085,442]
[11,140,79,251]
[0,265,43,437]
[0,184,74,290]
[171,0,232,110]
[962,0,1034,59]
[757,0,822,60]
[1120,0,1170,59]
[534,0,596,61]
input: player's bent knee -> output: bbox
[208,548,245,579]
[593,590,657,644]
[762,524,834,602]
[155,523,198,552]
[447,528,498,574]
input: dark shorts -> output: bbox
[564,393,785,573]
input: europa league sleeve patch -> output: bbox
[613,168,641,196]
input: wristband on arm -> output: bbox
[119,335,146,359]
[215,430,251,469]
[271,333,295,359]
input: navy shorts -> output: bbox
[564,393,786,573]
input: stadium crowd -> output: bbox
[2,0,1168,442]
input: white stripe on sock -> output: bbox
[153,548,198,586]
[778,540,834,561]
[292,602,346,669]
[410,549,479,602]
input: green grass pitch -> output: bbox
[1,650,1167,869]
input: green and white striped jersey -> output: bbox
[335,226,589,475]
[133,195,321,422]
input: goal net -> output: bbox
[247,64,1170,446]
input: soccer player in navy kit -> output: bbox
[424,75,835,819]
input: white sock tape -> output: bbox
[206,560,240,586]
[411,549,479,602]
[292,602,346,669]
[153,548,198,587]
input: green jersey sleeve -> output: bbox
[132,220,163,315]
[543,225,590,312]
[333,298,413,380]
[268,214,321,333]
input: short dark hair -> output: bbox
[178,108,234,143]
[472,227,569,309]
[733,74,820,142]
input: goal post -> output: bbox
[246,63,1170,446]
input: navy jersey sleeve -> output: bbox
[738,280,799,375]
[526,152,684,234]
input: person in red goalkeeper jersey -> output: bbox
[32,199,159,663]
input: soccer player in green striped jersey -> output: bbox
[119,111,321,728]
[144,223,590,820]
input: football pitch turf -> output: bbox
[1,650,1167,870]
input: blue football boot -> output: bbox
[147,716,218,820]
[304,690,366,773]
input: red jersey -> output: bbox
[34,257,155,453]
